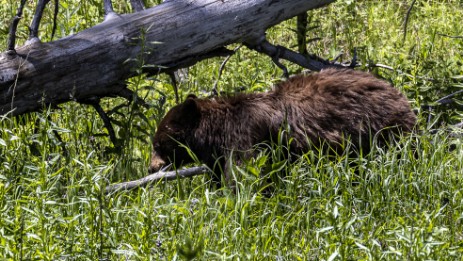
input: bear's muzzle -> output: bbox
[149,151,166,173]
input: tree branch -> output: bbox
[79,97,119,146]
[29,0,51,40]
[245,37,345,72]
[402,0,417,43]
[117,88,151,109]
[213,45,242,92]
[296,12,309,55]
[130,0,145,12]
[51,0,59,40]
[105,166,209,193]
[6,0,28,54]
[437,33,463,39]
[103,0,115,15]
[167,71,180,104]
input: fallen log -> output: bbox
[0,0,336,116]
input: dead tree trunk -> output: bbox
[0,0,336,116]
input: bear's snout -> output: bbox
[149,151,166,173]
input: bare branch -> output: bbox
[147,47,235,76]
[79,97,119,146]
[370,63,395,71]
[104,0,115,15]
[130,0,145,12]
[213,45,242,92]
[403,0,417,43]
[29,0,51,40]
[271,47,290,78]
[245,37,345,72]
[117,88,151,109]
[296,12,309,55]
[167,71,180,104]
[422,89,463,126]
[105,166,209,193]
[6,0,28,54]
[435,90,463,105]
[51,0,59,40]
[437,33,463,39]
[349,47,357,68]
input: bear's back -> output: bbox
[267,68,415,149]
[273,68,395,99]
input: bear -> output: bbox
[149,68,416,186]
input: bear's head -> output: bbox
[149,95,200,173]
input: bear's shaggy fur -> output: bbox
[149,68,416,184]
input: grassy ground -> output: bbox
[1,0,463,260]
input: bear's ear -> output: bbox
[180,96,200,123]
[186,94,197,99]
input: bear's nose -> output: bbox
[148,165,159,173]
[149,151,166,173]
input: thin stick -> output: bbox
[212,45,241,92]
[79,97,119,146]
[91,101,118,146]
[105,166,209,193]
[435,89,463,104]
[118,87,151,109]
[437,33,463,39]
[403,0,417,43]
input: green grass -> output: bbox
[1,0,463,260]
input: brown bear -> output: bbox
[149,68,416,186]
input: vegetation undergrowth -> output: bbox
[1,0,463,259]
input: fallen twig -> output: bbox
[105,166,209,193]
